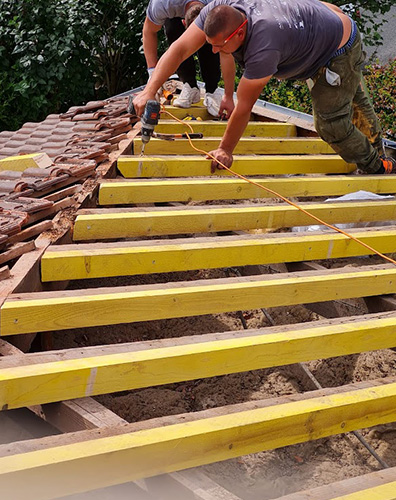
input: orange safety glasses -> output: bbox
[211,18,248,48]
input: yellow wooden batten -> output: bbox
[72,200,396,240]
[41,229,396,281]
[333,483,396,500]
[3,265,396,334]
[1,314,396,409]
[2,381,396,499]
[117,155,354,177]
[154,120,297,137]
[133,137,335,155]
[0,153,52,172]
[161,104,213,120]
[98,176,396,204]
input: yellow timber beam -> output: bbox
[332,483,396,500]
[99,176,396,204]
[154,120,297,137]
[2,380,396,499]
[41,229,396,281]
[73,200,396,240]
[3,264,396,334]
[1,314,396,408]
[278,466,396,500]
[117,155,354,177]
[133,137,334,155]
[161,104,214,120]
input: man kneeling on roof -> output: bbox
[143,0,236,117]
[135,0,396,174]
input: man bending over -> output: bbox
[136,0,395,173]
[143,0,233,115]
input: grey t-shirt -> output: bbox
[147,0,210,26]
[195,0,344,80]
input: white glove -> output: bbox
[147,67,156,80]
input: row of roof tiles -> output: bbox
[0,96,133,256]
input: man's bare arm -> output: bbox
[208,75,272,169]
[142,17,162,70]
[219,53,236,117]
[134,24,206,115]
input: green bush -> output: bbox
[258,59,396,141]
[0,0,149,131]
[364,59,396,140]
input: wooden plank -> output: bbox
[117,155,354,178]
[278,466,396,499]
[41,228,396,281]
[0,241,36,266]
[99,175,396,204]
[72,200,396,240]
[133,137,334,155]
[6,221,53,246]
[252,103,316,133]
[3,264,396,335]
[44,184,82,203]
[2,379,396,499]
[2,312,396,408]
[154,120,297,137]
[160,104,213,120]
[0,266,10,282]
[26,197,75,225]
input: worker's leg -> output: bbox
[352,79,384,157]
[197,44,220,94]
[164,18,197,88]
[310,29,382,173]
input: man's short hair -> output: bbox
[204,5,243,38]
[185,3,204,27]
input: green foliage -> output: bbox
[0,0,149,131]
[364,59,396,140]
[260,80,312,115]
[333,1,394,47]
[0,0,97,130]
[257,59,396,142]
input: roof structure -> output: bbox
[1,89,396,499]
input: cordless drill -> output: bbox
[128,97,161,155]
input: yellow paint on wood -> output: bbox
[41,229,396,281]
[0,153,52,172]
[154,120,297,137]
[99,176,396,204]
[333,482,396,500]
[161,105,212,120]
[2,382,396,499]
[73,201,396,240]
[3,265,396,334]
[117,155,355,178]
[1,315,396,408]
[133,137,334,155]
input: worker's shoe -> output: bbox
[381,156,396,174]
[173,83,200,108]
[204,88,223,117]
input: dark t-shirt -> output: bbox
[195,0,344,80]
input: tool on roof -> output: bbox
[128,97,161,156]
[153,131,203,141]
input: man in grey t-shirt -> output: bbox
[143,0,225,114]
[135,0,395,174]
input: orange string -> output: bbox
[160,106,396,266]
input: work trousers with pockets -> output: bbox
[164,17,220,94]
[309,29,383,173]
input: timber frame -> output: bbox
[1,90,396,500]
